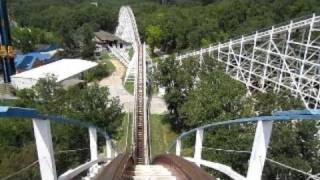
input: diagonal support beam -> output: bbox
[106,136,112,162]
[246,120,273,180]
[89,127,98,161]
[194,128,204,167]
[175,138,182,156]
[33,119,57,180]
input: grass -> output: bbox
[150,84,159,96]
[100,53,115,73]
[127,47,134,60]
[116,113,132,153]
[124,82,134,95]
[124,78,158,95]
[149,114,177,159]
[116,114,178,157]
[83,53,115,82]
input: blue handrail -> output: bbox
[0,106,110,138]
[168,109,320,152]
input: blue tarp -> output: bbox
[14,51,55,71]
[16,56,35,70]
[35,44,60,53]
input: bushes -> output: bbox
[83,62,114,82]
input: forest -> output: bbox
[0,0,319,179]
[8,0,320,55]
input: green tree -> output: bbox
[78,24,95,58]
[12,75,124,176]
[12,27,35,53]
[63,84,124,134]
[146,25,162,54]
[253,91,303,115]
[179,69,251,128]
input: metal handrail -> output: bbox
[0,106,118,179]
[168,109,320,152]
[0,106,111,139]
[58,158,111,180]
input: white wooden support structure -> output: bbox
[236,36,244,79]
[217,42,221,62]
[194,128,204,167]
[246,120,273,180]
[175,138,182,156]
[89,127,98,161]
[106,136,112,162]
[199,48,204,66]
[88,127,98,175]
[277,21,293,93]
[247,32,258,87]
[261,27,274,90]
[226,40,232,73]
[174,14,320,109]
[184,157,246,180]
[58,158,108,180]
[32,119,57,180]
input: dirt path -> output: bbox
[99,57,167,114]
[99,58,134,112]
[111,59,126,77]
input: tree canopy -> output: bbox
[155,54,320,179]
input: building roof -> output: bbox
[11,59,98,82]
[94,30,125,42]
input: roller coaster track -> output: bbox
[134,44,148,164]
[2,6,320,180]
[119,6,150,165]
[96,7,212,180]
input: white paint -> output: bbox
[184,157,246,180]
[246,120,273,180]
[32,119,57,180]
[89,127,98,161]
[106,137,112,162]
[58,158,107,180]
[175,138,181,156]
[11,59,97,90]
[175,14,320,109]
[108,45,130,66]
[143,43,149,164]
[114,6,141,84]
[194,128,204,167]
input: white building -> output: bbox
[11,59,98,90]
